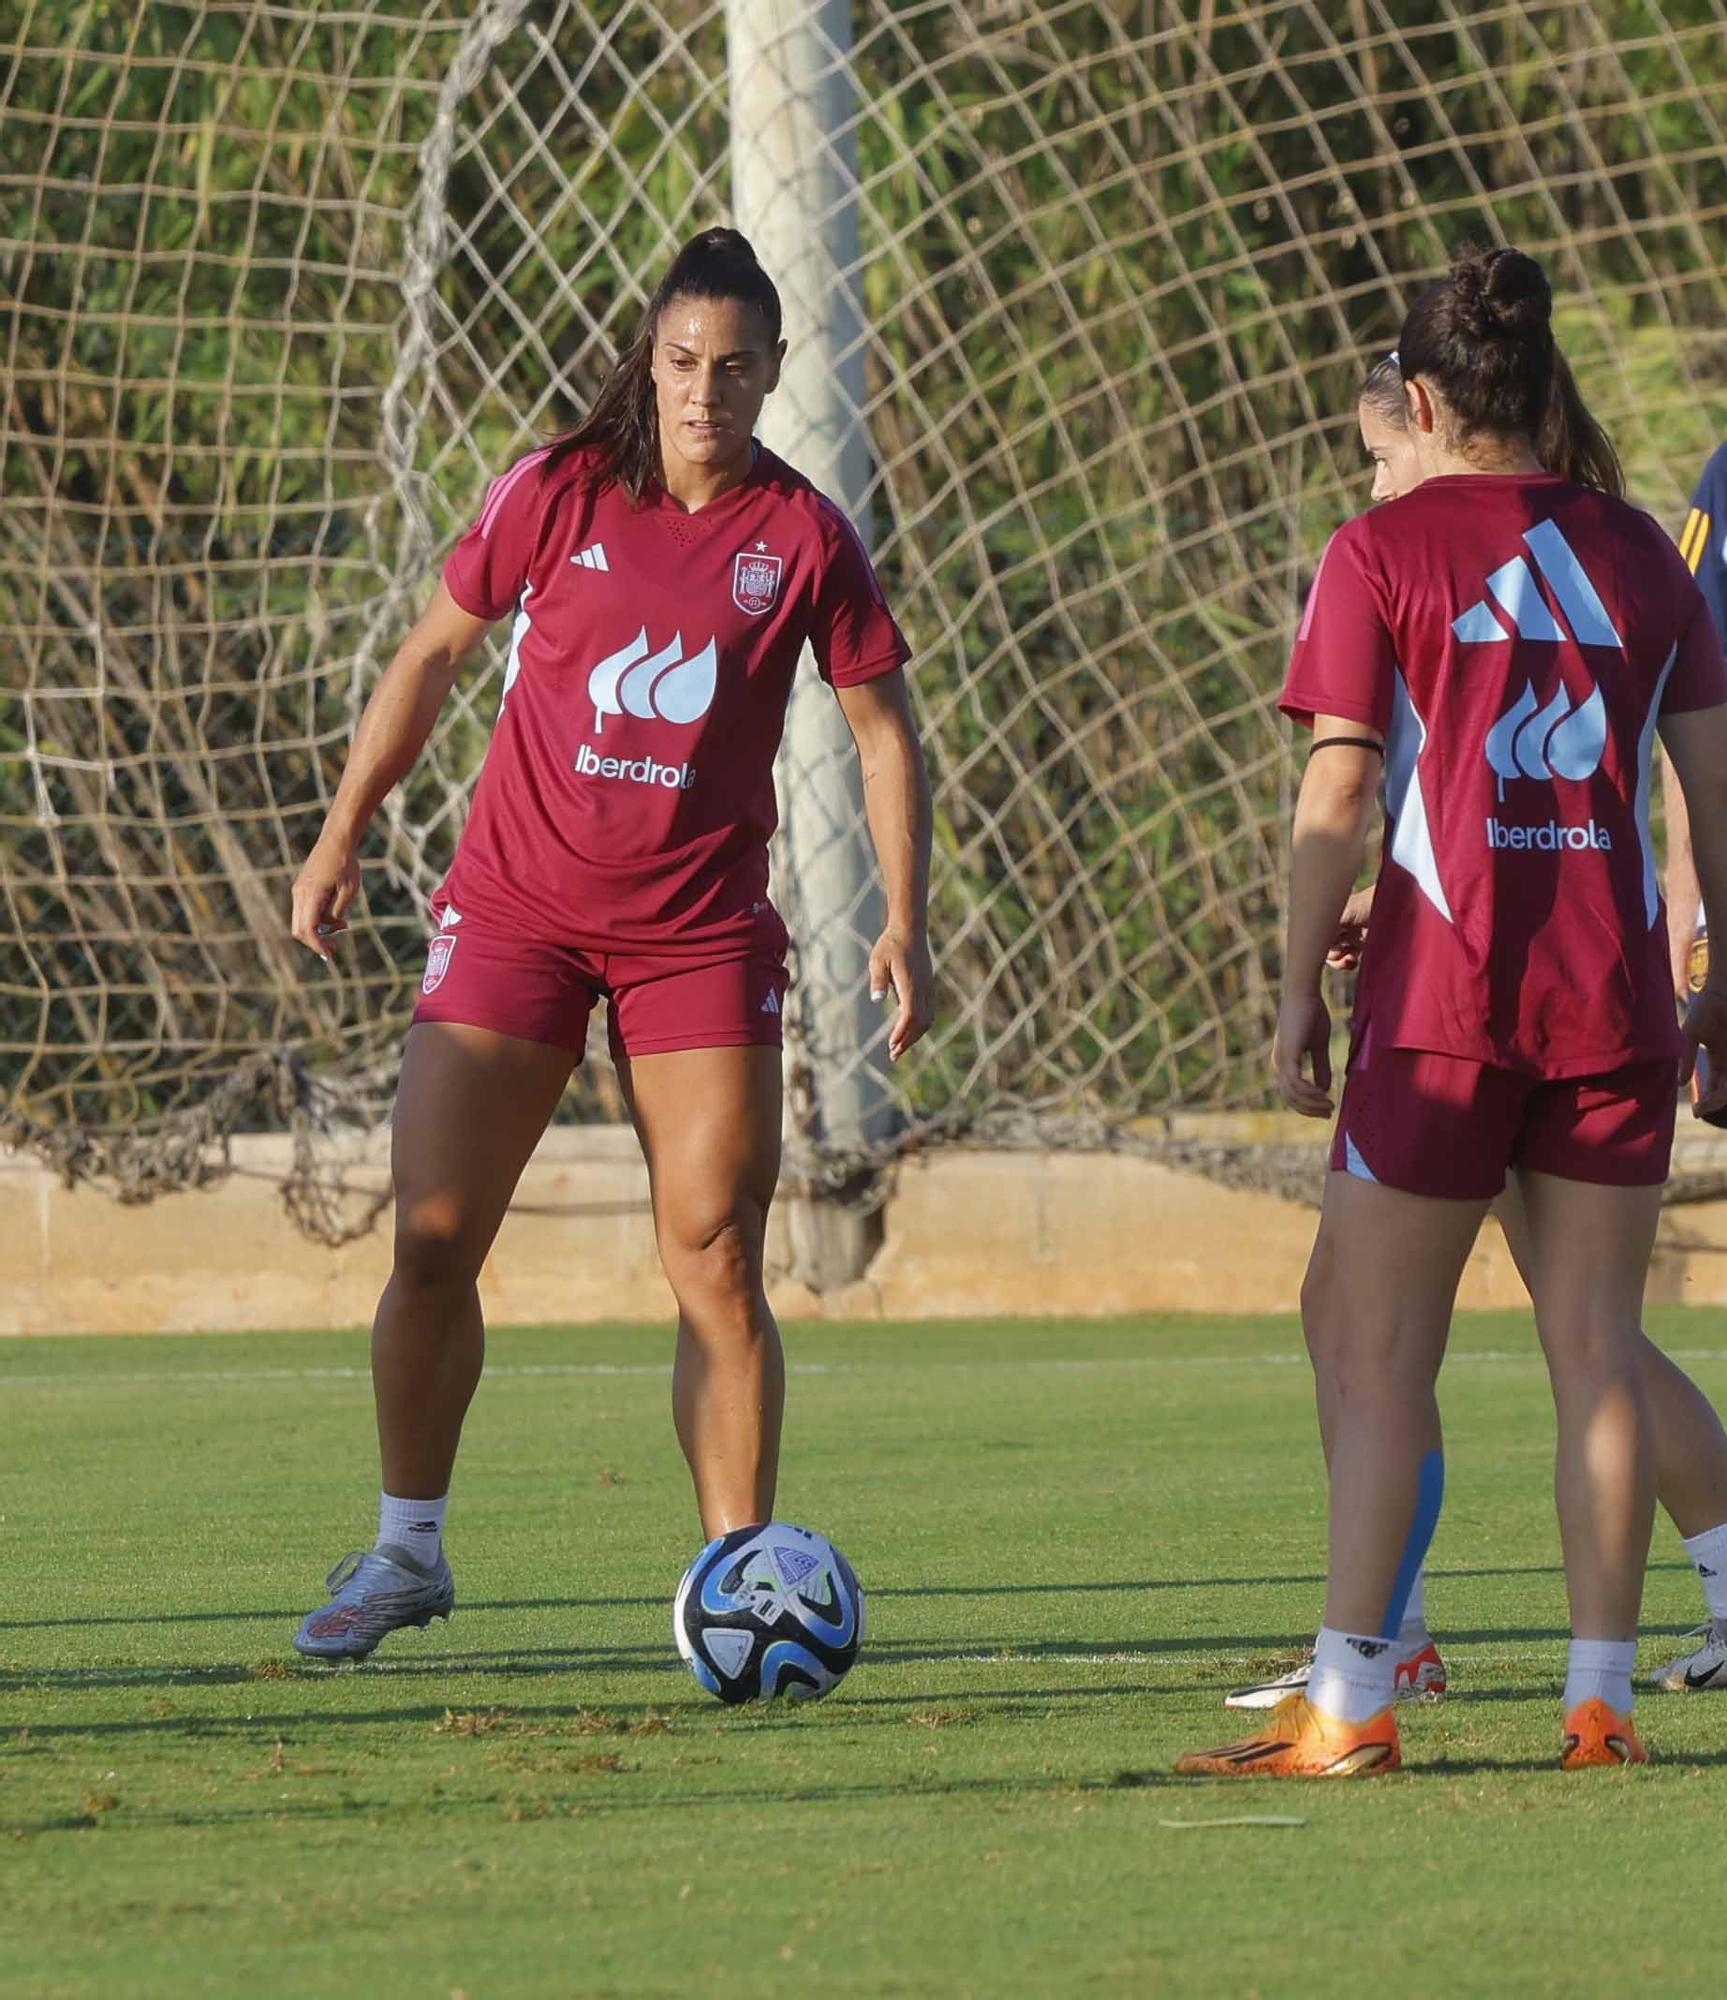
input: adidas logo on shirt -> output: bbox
[570,543,610,572]
[1452,518,1624,649]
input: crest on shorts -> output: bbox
[732,549,783,616]
[422,933,458,995]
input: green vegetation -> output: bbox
[5,1310,1727,1996]
[6,3,1727,1162]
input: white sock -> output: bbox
[1308,1626,1397,1723]
[1563,1638,1636,1715]
[1397,1566,1429,1645]
[1681,1521,1727,1626]
[377,1491,447,1567]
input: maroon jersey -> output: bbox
[438,443,910,952]
[1282,473,1727,1075]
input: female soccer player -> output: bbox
[1224,356,1727,1712]
[1178,245,1727,1777]
[285,228,934,1660]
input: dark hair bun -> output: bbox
[1452,245,1551,341]
[682,226,759,266]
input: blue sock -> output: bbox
[1381,1451,1444,1640]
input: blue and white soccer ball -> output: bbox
[674,1520,865,1704]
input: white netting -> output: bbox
[5,0,1727,1229]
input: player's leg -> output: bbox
[372,1021,576,1496]
[1315,1176,1482,1641]
[617,1043,785,1538]
[1513,1169,1657,1764]
[1184,1047,1521,1775]
[1183,1169,1484,1775]
[1227,1234,1448,1710]
[295,1019,576,1660]
[1498,1171,1727,1685]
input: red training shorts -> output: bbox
[410,913,789,1062]
[1331,1041,1677,1200]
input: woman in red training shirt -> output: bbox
[286,229,934,1660]
[1222,348,1727,1717]
[1179,245,1727,1777]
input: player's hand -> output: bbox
[869,925,935,1063]
[1681,984,1727,1116]
[290,837,361,962]
[1274,988,1333,1118]
[1327,886,1375,971]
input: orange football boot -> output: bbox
[1560,1698,1647,1770]
[1176,1694,1401,1778]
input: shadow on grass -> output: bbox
[19,1743,1727,1837]
[3,1615,1638,1703]
[2,1673,1219,1743]
[1110,1746,1727,1787]
[15,1614,1695,1712]
[0,1630,1423,1700]
[1418,1748,1727,1776]
[4,1561,1653,1634]
[6,1761,1129,1840]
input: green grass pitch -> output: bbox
[5,1311,1726,1997]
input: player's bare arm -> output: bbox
[1274,718,1383,1117]
[835,667,935,1062]
[289,584,490,961]
[1660,702,1727,1112]
[1662,750,1701,998]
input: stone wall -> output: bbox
[7,1123,1727,1334]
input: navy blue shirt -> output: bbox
[1683,443,1727,646]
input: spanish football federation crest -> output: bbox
[732,547,783,616]
[422,933,458,994]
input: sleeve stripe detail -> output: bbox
[477,446,553,540]
[1681,508,1711,572]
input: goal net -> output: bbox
[7,0,1727,1231]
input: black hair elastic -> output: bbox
[1310,736,1385,755]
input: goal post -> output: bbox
[727,0,894,1289]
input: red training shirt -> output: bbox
[438,442,910,953]
[1282,473,1727,1075]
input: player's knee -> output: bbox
[1327,1309,1434,1407]
[1545,1306,1645,1388]
[1299,1237,1337,1356]
[661,1209,764,1316]
[392,1197,484,1294]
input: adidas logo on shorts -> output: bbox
[760,991,781,1016]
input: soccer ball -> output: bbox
[673,1520,865,1704]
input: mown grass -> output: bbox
[4,1311,1727,1997]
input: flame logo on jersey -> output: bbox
[587,628,718,735]
[1485,678,1606,796]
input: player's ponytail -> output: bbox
[1537,346,1625,498]
[1356,330,1624,497]
[1398,243,1555,445]
[546,227,783,500]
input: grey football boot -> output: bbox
[1650,1622,1727,1691]
[293,1543,455,1661]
